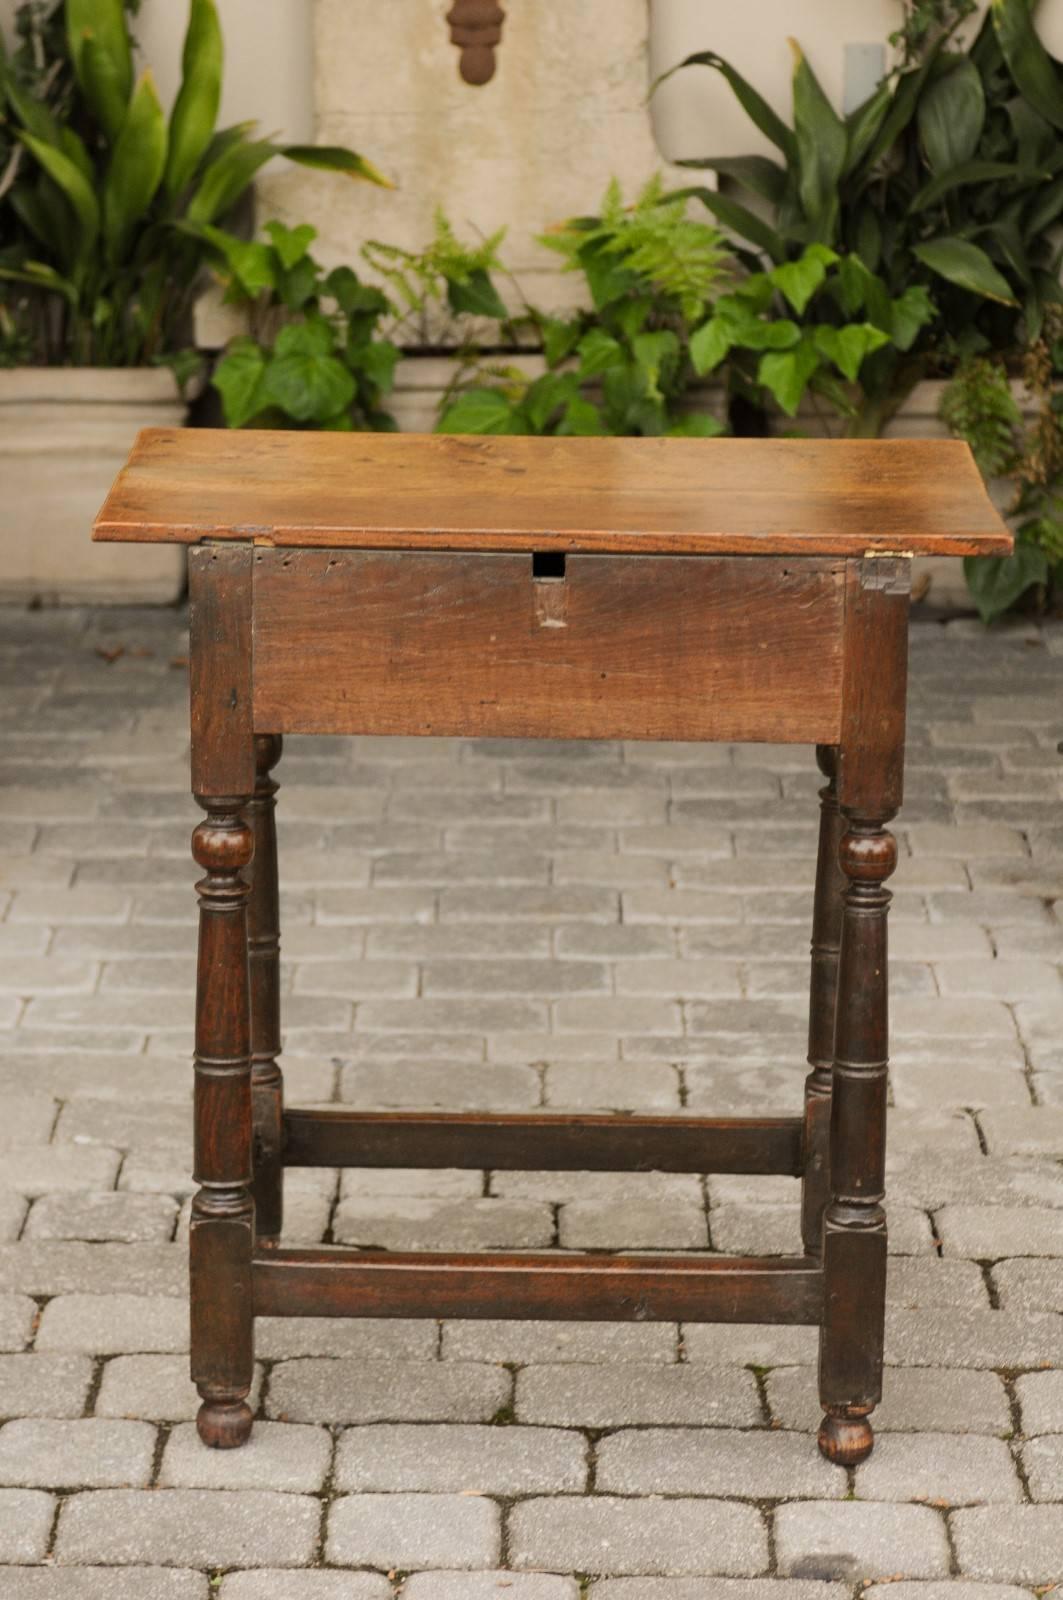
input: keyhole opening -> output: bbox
[532,551,566,581]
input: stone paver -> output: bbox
[774,1502,951,1580]
[0,607,1059,1591]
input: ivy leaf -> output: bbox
[667,411,727,438]
[437,388,519,434]
[836,254,875,317]
[890,285,936,351]
[557,396,607,436]
[523,372,580,432]
[770,244,839,315]
[690,316,733,376]
[963,544,1048,623]
[264,319,356,423]
[356,339,400,398]
[541,316,582,367]
[212,336,269,428]
[813,323,891,382]
[265,221,317,271]
[757,341,821,416]
[446,267,508,320]
[632,330,680,398]
[577,328,625,377]
[732,317,801,352]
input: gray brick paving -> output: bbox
[0,608,1060,1589]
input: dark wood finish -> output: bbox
[282,1110,805,1175]
[188,549,256,1450]
[801,744,844,1255]
[252,551,846,745]
[447,0,505,83]
[189,547,255,799]
[247,734,283,1247]
[253,1248,824,1325]
[817,557,907,1467]
[94,430,1013,558]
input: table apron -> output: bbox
[250,549,847,744]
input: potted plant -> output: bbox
[661,0,1063,614]
[0,0,385,603]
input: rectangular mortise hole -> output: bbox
[532,551,566,581]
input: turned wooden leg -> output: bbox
[817,811,895,1465]
[247,734,284,1247]
[802,744,844,1257]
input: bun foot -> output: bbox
[818,1407,874,1465]
[197,1399,253,1449]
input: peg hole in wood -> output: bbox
[532,551,566,581]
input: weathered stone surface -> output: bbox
[952,1505,1063,1583]
[0,1420,156,1489]
[508,1496,768,1576]
[774,1502,951,1581]
[55,1489,321,1568]
[268,1360,509,1425]
[0,1571,209,1600]
[334,1423,586,1493]
[325,1492,501,1569]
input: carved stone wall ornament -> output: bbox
[447,0,506,85]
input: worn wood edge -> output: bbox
[252,1248,825,1324]
[281,1109,805,1176]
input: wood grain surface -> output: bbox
[94,428,1012,557]
[251,550,847,744]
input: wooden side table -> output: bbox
[94,429,1011,1464]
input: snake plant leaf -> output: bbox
[790,41,847,241]
[918,57,986,174]
[165,0,224,198]
[993,0,1063,132]
[1024,172,1063,236]
[910,159,1048,211]
[675,155,788,205]
[843,78,893,176]
[854,38,948,178]
[104,71,168,262]
[1007,97,1057,168]
[657,51,797,162]
[670,185,786,263]
[66,0,133,110]
[186,137,275,225]
[79,31,129,143]
[0,260,79,305]
[19,132,100,257]
[280,145,394,188]
[912,236,1018,304]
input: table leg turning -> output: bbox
[247,734,284,1248]
[802,744,844,1257]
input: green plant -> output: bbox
[0,0,388,366]
[663,0,1063,421]
[437,177,734,437]
[205,221,399,431]
[890,0,977,65]
[363,208,515,346]
[944,324,1063,620]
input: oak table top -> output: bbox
[94,428,1012,559]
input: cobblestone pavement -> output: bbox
[0,604,1061,1597]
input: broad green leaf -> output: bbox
[813,322,891,381]
[357,339,400,398]
[1024,173,1063,237]
[2,68,65,145]
[770,244,838,315]
[281,145,393,187]
[79,33,128,142]
[835,253,874,316]
[437,388,519,435]
[963,543,1048,622]
[265,221,317,271]
[659,51,797,161]
[671,185,786,263]
[790,41,847,240]
[733,317,801,351]
[843,78,893,176]
[67,0,132,109]
[446,267,508,320]
[212,336,269,427]
[104,71,167,262]
[325,267,388,318]
[523,372,580,432]
[279,256,319,313]
[912,236,1018,304]
[265,319,356,423]
[1007,97,1056,168]
[855,42,947,177]
[19,132,99,257]
[689,316,732,376]
[917,57,985,175]
[0,261,78,305]
[757,341,821,416]
[890,284,936,350]
[187,137,275,225]
[667,411,727,438]
[541,316,582,367]
[166,0,223,198]
[204,226,277,297]
[910,159,1046,212]
[557,396,606,436]
[578,243,637,311]
[576,327,625,377]
[632,330,679,398]
[992,0,1063,132]
[675,155,787,204]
